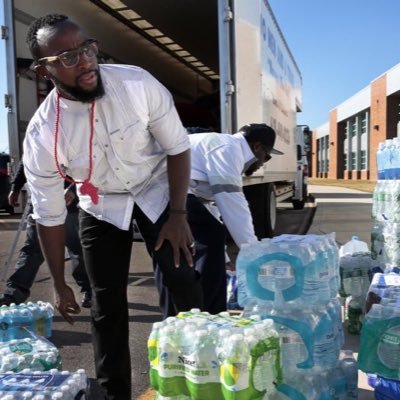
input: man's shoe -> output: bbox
[0,295,16,307]
[81,292,92,308]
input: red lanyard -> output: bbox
[54,93,99,204]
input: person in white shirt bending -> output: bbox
[157,123,283,317]
[22,14,199,400]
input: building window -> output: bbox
[344,124,348,139]
[344,153,348,170]
[351,152,357,170]
[361,115,367,135]
[325,159,329,173]
[351,119,357,137]
[361,150,367,170]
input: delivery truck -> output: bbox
[0,0,311,236]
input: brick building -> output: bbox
[311,63,400,181]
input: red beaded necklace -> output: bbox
[54,92,99,204]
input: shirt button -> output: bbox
[126,181,130,184]
[95,119,99,122]
[105,144,108,147]
[115,167,119,171]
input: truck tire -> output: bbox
[264,183,276,237]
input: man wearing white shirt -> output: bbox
[23,14,199,400]
[158,123,282,317]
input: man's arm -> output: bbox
[8,161,27,207]
[155,149,194,267]
[37,224,80,323]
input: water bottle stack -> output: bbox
[358,272,400,398]
[338,236,374,334]
[372,138,400,267]
[0,369,88,399]
[363,139,400,397]
[236,233,358,400]
[0,302,54,341]
[0,301,88,398]
[149,309,282,400]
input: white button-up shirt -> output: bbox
[189,132,258,246]
[23,64,190,230]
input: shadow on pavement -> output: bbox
[128,302,161,313]
[51,329,92,346]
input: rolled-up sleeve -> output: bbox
[23,122,67,226]
[142,70,190,156]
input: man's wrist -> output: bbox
[169,208,187,215]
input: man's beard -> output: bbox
[53,69,105,103]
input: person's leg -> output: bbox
[186,195,227,314]
[134,205,203,318]
[79,209,132,400]
[1,217,44,304]
[65,211,92,307]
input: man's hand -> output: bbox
[64,187,76,207]
[8,190,20,207]
[155,214,195,268]
[54,284,81,324]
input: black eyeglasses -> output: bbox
[261,145,272,162]
[38,39,99,68]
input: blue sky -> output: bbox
[269,0,400,129]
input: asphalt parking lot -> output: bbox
[0,185,375,399]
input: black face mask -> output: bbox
[53,69,105,103]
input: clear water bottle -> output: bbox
[220,334,250,393]
[339,350,358,399]
[302,239,331,305]
[346,296,363,334]
[393,137,400,179]
[0,308,15,342]
[148,322,162,389]
[384,139,394,180]
[269,309,313,372]
[376,142,386,180]
[313,307,339,369]
[11,307,34,339]
[39,303,53,338]
[339,236,369,256]
[391,180,400,222]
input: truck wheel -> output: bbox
[265,183,276,237]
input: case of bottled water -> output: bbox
[368,374,400,400]
[0,369,87,399]
[233,233,360,399]
[371,139,400,269]
[0,302,54,342]
[236,234,339,309]
[0,336,61,373]
[148,309,281,400]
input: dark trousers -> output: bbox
[79,204,203,400]
[155,194,228,318]
[4,211,91,303]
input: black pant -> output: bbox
[155,194,228,318]
[4,211,91,303]
[79,205,203,400]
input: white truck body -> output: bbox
[1,0,309,236]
